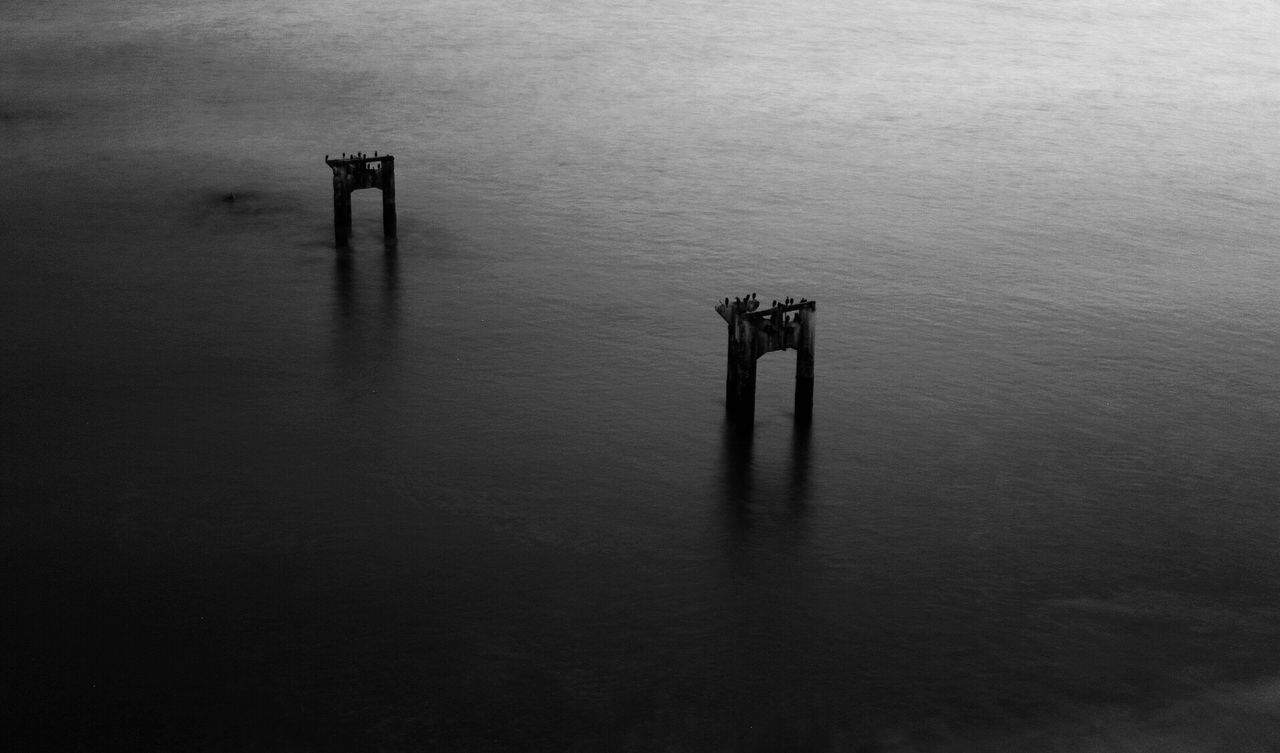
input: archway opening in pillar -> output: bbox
[348,191,385,241]
[755,351,801,420]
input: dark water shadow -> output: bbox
[331,240,400,316]
[330,246,401,379]
[789,417,812,504]
[720,419,755,509]
[333,250,356,322]
[714,417,820,748]
[381,242,399,326]
[718,417,811,527]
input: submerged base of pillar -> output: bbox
[726,397,756,423]
[794,376,814,424]
[383,202,397,240]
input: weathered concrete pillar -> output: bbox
[381,156,396,240]
[794,305,815,424]
[717,297,760,421]
[727,311,757,421]
[333,172,352,247]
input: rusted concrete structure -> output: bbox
[715,295,816,423]
[325,152,396,247]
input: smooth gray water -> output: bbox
[4,0,1280,750]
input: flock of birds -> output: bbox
[722,293,811,324]
[724,294,809,309]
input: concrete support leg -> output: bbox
[381,157,397,240]
[794,307,815,424]
[726,337,757,422]
[794,359,813,424]
[334,188,352,247]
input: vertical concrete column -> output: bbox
[794,304,816,424]
[381,156,397,240]
[333,167,352,247]
[726,310,758,422]
[342,191,353,243]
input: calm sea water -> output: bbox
[4,0,1280,749]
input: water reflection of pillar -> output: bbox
[333,252,355,320]
[789,419,811,504]
[718,420,811,514]
[714,420,813,748]
[381,245,399,326]
[330,249,401,365]
[720,420,754,511]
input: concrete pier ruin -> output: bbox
[325,153,396,247]
[715,294,816,424]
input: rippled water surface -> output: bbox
[4,0,1280,749]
